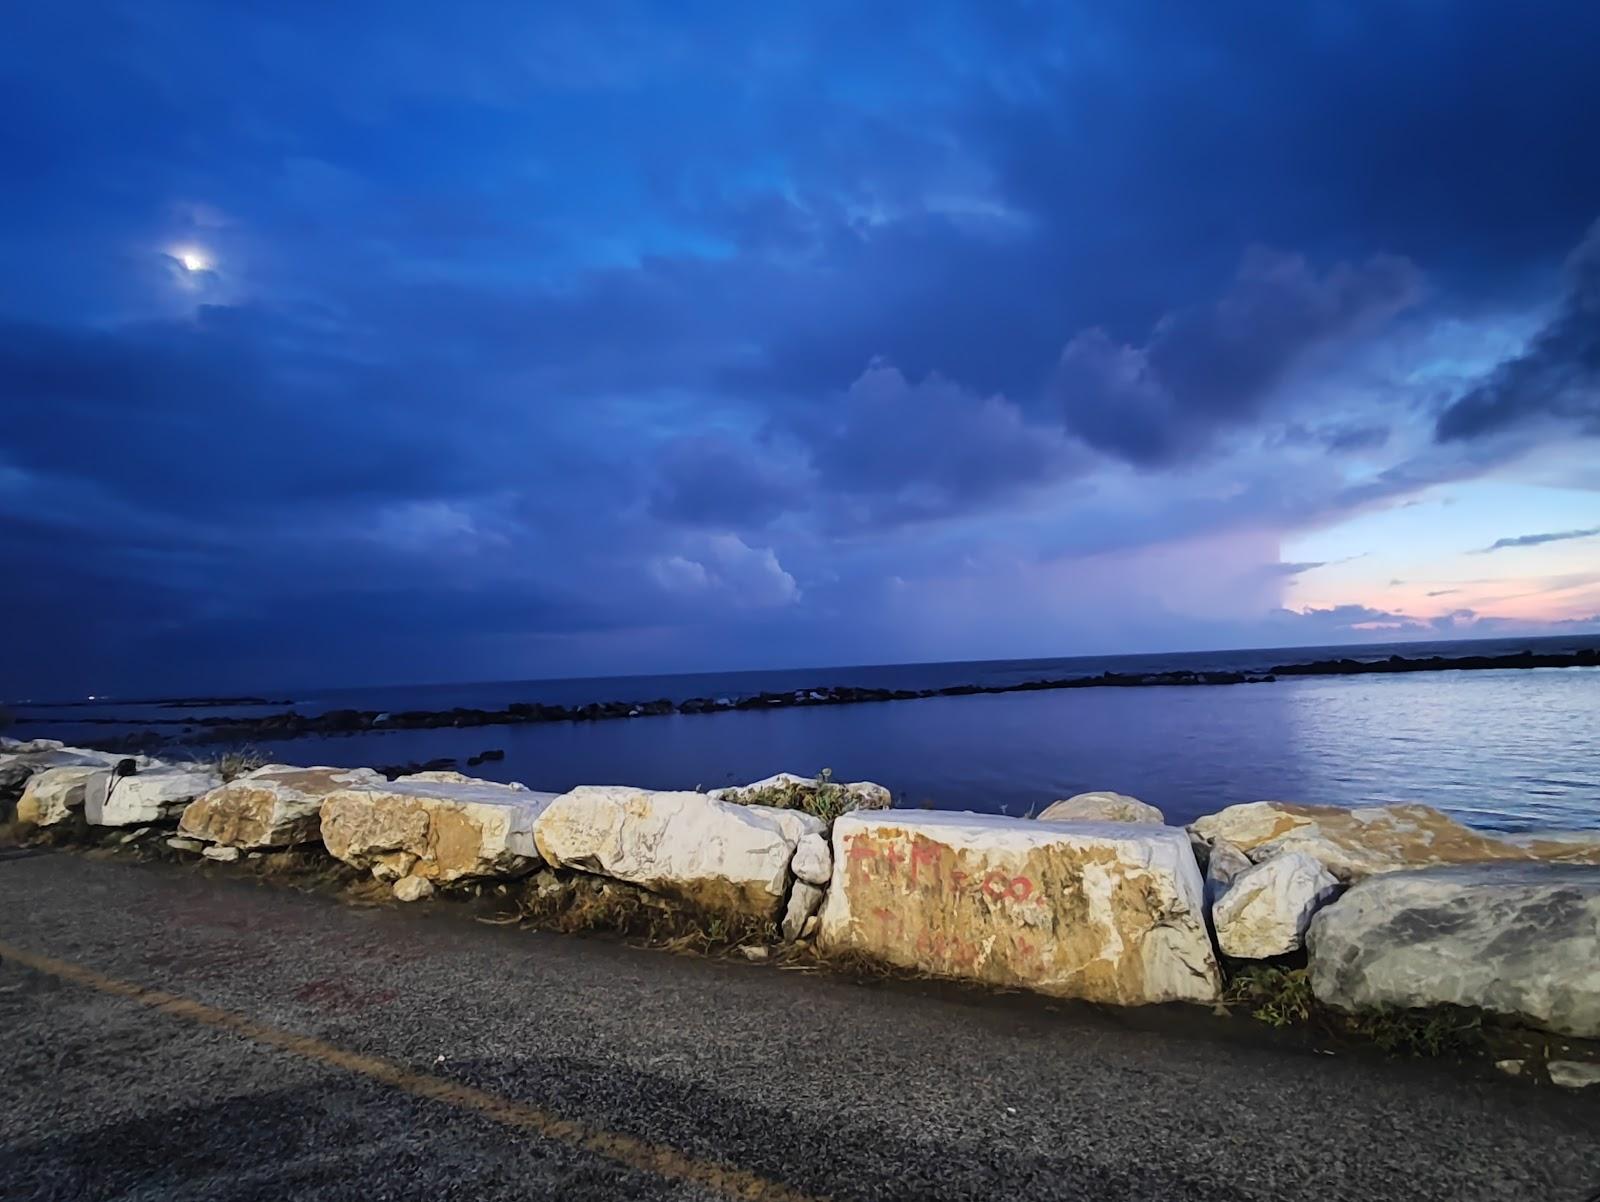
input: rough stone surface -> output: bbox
[782,881,825,942]
[14,766,104,826]
[320,780,558,885]
[1203,839,1253,910]
[1307,862,1600,1037]
[393,875,435,902]
[166,837,203,853]
[201,845,241,863]
[1038,792,1165,825]
[1190,801,1600,880]
[1212,852,1341,959]
[84,767,223,827]
[1547,1061,1600,1090]
[179,764,385,849]
[396,770,528,789]
[1,746,133,796]
[534,786,822,921]
[818,810,1221,1005]
[790,832,832,885]
[710,772,892,815]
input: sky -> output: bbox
[3,1,1600,697]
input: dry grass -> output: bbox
[503,871,778,953]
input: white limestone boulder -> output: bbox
[2,745,132,795]
[817,811,1221,1006]
[85,766,224,827]
[320,779,557,885]
[1038,792,1165,825]
[534,786,823,921]
[179,764,386,849]
[710,772,891,819]
[1,737,66,753]
[790,832,832,885]
[1188,801,1599,881]
[15,765,105,826]
[782,881,826,942]
[1307,862,1600,1037]
[1211,851,1341,959]
[1203,839,1253,910]
[396,770,528,789]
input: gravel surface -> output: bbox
[1,848,1596,1201]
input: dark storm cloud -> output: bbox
[1435,222,1600,442]
[1472,526,1600,554]
[3,0,1600,692]
[1050,250,1420,464]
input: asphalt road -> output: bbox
[1,848,1595,1202]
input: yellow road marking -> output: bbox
[0,939,824,1202]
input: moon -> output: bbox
[175,247,211,272]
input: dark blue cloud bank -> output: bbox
[4,2,1600,695]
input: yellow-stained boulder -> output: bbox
[180,764,385,849]
[320,779,557,885]
[15,765,105,826]
[1190,801,1600,881]
[817,811,1221,1005]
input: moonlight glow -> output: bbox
[175,247,210,272]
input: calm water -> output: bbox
[13,636,1600,832]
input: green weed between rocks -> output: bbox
[724,768,864,824]
[1224,965,1484,1057]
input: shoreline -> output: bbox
[16,645,1599,753]
[4,738,1600,1087]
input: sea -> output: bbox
[10,634,1600,833]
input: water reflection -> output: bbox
[227,668,1600,831]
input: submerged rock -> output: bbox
[1307,862,1600,1038]
[534,786,822,921]
[1189,801,1599,881]
[1037,792,1165,825]
[180,764,386,849]
[85,767,223,827]
[817,810,1221,1006]
[1211,852,1341,959]
[320,779,557,885]
[15,765,105,826]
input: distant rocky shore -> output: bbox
[5,737,1599,1087]
[18,645,1598,753]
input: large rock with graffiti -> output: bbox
[816,811,1222,1005]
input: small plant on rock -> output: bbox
[213,747,270,782]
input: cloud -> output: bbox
[1436,220,1600,442]
[1426,588,1460,597]
[651,534,799,608]
[652,363,1081,533]
[1472,525,1600,553]
[1051,248,1421,464]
